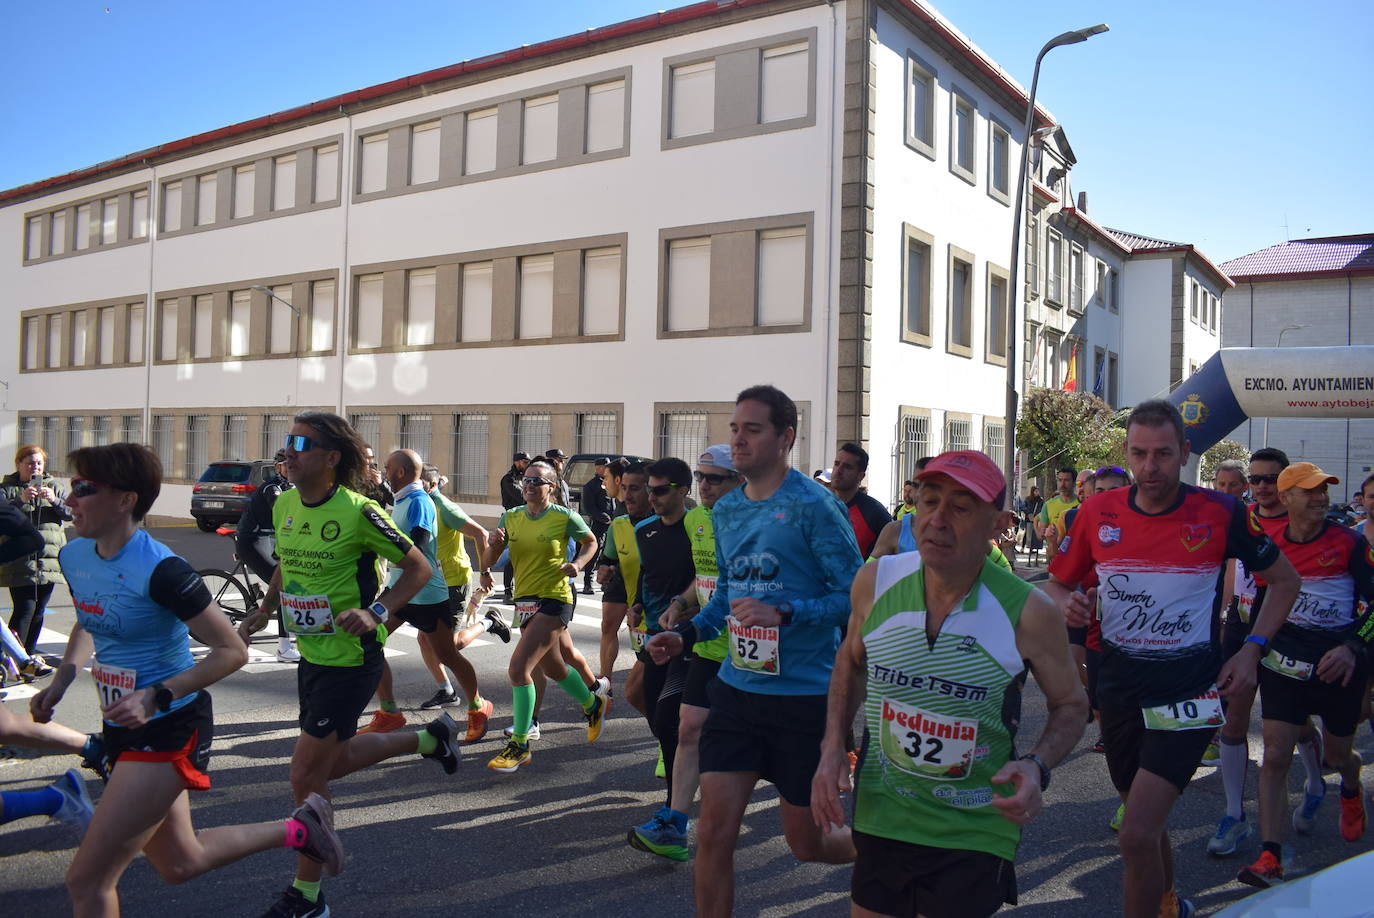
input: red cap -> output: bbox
[916,451,1007,506]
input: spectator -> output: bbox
[1,445,70,656]
[580,458,615,595]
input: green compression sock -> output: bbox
[416,729,438,756]
[292,878,322,903]
[557,669,594,710]
[512,683,536,740]
[380,700,399,714]
[468,692,484,712]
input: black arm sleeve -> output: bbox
[408,525,430,551]
[1226,501,1281,572]
[0,503,44,564]
[148,556,214,622]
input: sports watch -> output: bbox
[368,601,388,623]
[151,682,175,713]
[1019,753,1051,791]
[776,601,794,626]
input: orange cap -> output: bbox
[1276,461,1340,492]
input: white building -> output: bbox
[0,0,1217,518]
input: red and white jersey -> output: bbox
[1270,522,1374,664]
[1050,484,1280,707]
[1235,507,1288,623]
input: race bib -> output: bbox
[878,698,977,781]
[1262,651,1315,681]
[91,660,138,709]
[694,574,718,609]
[515,599,539,629]
[1237,591,1254,624]
[727,617,780,676]
[628,615,648,653]
[281,593,336,635]
[1142,686,1225,731]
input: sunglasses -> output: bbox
[70,478,110,499]
[284,434,335,453]
[1248,474,1279,485]
[522,477,553,487]
[1095,466,1128,478]
[648,483,685,497]
[693,470,737,486]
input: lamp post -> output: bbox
[250,285,302,410]
[1003,23,1109,498]
[1262,323,1308,447]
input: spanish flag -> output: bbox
[1062,342,1079,392]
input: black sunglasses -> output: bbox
[693,470,737,486]
[648,483,685,497]
[285,434,335,453]
[70,478,109,499]
[522,477,553,487]
[1248,474,1279,485]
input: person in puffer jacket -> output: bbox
[1,444,70,654]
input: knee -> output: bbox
[678,718,703,747]
[1116,823,1161,860]
[787,829,827,863]
[66,859,110,902]
[1259,747,1293,775]
[150,857,197,886]
[507,659,529,684]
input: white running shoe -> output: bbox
[276,642,302,663]
[502,719,541,740]
[50,769,95,834]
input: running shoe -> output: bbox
[357,709,406,734]
[484,609,511,644]
[80,733,110,782]
[49,769,94,834]
[1236,850,1284,888]
[1201,741,1220,765]
[18,657,53,681]
[488,739,532,773]
[628,808,689,861]
[1340,788,1366,841]
[260,887,329,918]
[275,644,301,663]
[1206,815,1252,856]
[1293,782,1326,834]
[290,792,345,877]
[422,713,462,775]
[1176,896,1197,918]
[420,688,458,710]
[595,675,612,698]
[584,693,610,743]
[655,745,666,779]
[503,719,541,740]
[465,699,494,743]
[1109,803,1125,832]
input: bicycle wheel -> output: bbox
[198,569,254,625]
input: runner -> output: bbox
[830,442,893,559]
[483,459,607,773]
[812,450,1088,918]
[581,457,615,595]
[28,442,345,917]
[252,414,461,918]
[596,461,652,693]
[498,452,532,604]
[1044,400,1301,918]
[1236,462,1374,887]
[234,450,300,663]
[1038,466,1079,563]
[647,385,863,917]
[893,479,918,521]
[1212,459,1247,500]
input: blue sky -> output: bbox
[2,1,1369,262]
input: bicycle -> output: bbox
[196,526,267,626]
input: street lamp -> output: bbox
[1263,323,1309,446]
[1003,23,1109,497]
[250,285,303,409]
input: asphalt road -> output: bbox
[2,522,1372,915]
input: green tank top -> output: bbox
[854,552,1031,861]
[685,505,727,663]
[604,514,643,607]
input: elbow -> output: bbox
[226,642,250,671]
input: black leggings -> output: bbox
[9,583,56,654]
[642,654,688,809]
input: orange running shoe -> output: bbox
[1340,788,1367,841]
[357,709,406,734]
[1236,850,1284,888]
[465,699,494,743]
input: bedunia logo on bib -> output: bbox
[1098,524,1121,546]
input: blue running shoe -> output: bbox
[628,807,688,862]
[1206,814,1253,856]
[1293,782,1327,835]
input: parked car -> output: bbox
[190,459,276,531]
[563,454,651,517]
[1212,849,1374,916]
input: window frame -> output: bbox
[18,295,149,373]
[987,116,1011,205]
[1045,229,1065,307]
[984,261,1010,367]
[945,244,975,358]
[21,182,152,265]
[1069,243,1085,315]
[948,86,978,186]
[900,223,934,348]
[903,51,938,160]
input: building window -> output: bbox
[789,405,810,472]
[233,165,255,219]
[23,317,40,370]
[521,95,559,166]
[26,217,42,260]
[263,414,291,456]
[760,41,809,123]
[192,294,213,359]
[162,182,183,233]
[1026,211,1040,298]
[902,227,932,345]
[409,121,441,185]
[69,311,88,367]
[273,154,297,211]
[461,262,494,342]
[513,413,551,457]
[348,414,381,453]
[64,417,85,465]
[1108,268,1119,313]
[950,90,976,184]
[92,416,113,447]
[50,210,67,255]
[1190,281,1200,323]
[43,418,62,465]
[659,411,708,464]
[196,173,217,226]
[150,415,172,473]
[518,255,555,339]
[18,416,37,447]
[582,247,621,336]
[131,190,149,239]
[359,133,388,194]
[988,120,1010,203]
[894,413,932,493]
[121,414,142,443]
[464,108,498,175]
[1093,347,1107,399]
[1045,330,1063,388]
[75,203,92,250]
[399,414,432,459]
[100,198,119,245]
[945,417,971,453]
[670,60,715,139]
[97,307,114,365]
[576,412,618,456]
[268,285,294,355]
[1046,230,1064,305]
[223,415,248,460]
[314,144,339,203]
[46,315,63,368]
[666,238,711,331]
[1094,260,1108,309]
[452,413,489,498]
[983,420,1005,470]
[947,250,973,357]
[757,226,806,326]
[585,80,625,153]
[129,304,145,364]
[229,290,251,357]
[1108,351,1119,406]
[904,53,936,158]
[186,416,208,479]
[354,274,384,350]
[406,268,437,346]
[309,280,334,352]
[986,267,1008,364]
[1069,245,1085,314]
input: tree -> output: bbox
[1016,389,1122,480]
[1200,438,1250,482]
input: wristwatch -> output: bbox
[777,601,794,626]
[368,601,388,622]
[151,682,175,713]
[1019,753,1051,791]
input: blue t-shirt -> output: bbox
[60,529,209,723]
[387,483,449,605]
[692,469,863,695]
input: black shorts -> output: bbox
[1220,610,1253,660]
[1099,702,1213,794]
[1259,663,1364,737]
[514,596,575,629]
[683,656,722,709]
[698,679,826,806]
[397,598,456,634]
[851,830,1016,918]
[298,655,384,741]
[446,584,468,617]
[602,572,628,605]
[105,690,214,791]
[1067,625,1088,648]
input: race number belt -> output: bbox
[727,617,780,676]
[515,599,540,629]
[1261,651,1315,681]
[91,659,138,709]
[281,593,336,635]
[878,697,977,781]
[1142,685,1225,731]
[694,574,718,609]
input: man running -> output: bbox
[255,414,462,917]
[597,461,652,693]
[812,450,1088,918]
[1044,400,1301,918]
[830,442,893,559]
[1212,459,1247,500]
[1039,466,1079,562]
[648,385,863,917]
[1236,462,1374,886]
[893,479,918,521]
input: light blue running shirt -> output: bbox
[387,482,450,605]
